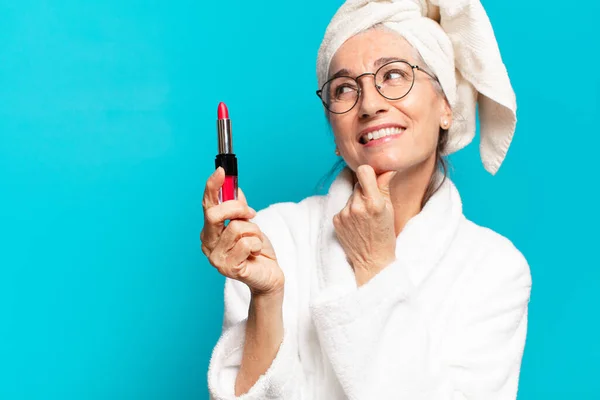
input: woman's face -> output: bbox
[327,28,452,175]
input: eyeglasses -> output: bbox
[316,60,438,114]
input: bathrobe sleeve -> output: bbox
[207,204,307,400]
[309,244,532,400]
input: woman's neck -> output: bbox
[388,155,437,236]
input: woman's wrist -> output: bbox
[353,256,396,286]
[250,286,284,313]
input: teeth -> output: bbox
[361,127,404,143]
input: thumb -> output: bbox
[376,171,397,196]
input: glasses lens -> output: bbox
[321,77,358,113]
[376,61,414,100]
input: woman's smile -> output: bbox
[360,127,406,147]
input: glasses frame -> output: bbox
[315,60,438,115]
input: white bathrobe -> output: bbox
[207,169,532,400]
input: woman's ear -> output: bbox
[439,99,452,130]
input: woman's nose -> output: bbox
[356,76,389,119]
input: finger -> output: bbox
[332,212,342,230]
[237,187,248,206]
[203,167,225,210]
[376,170,398,197]
[356,165,380,199]
[230,236,263,267]
[212,236,263,272]
[343,182,359,209]
[219,220,263,252]
[202,201,257,248]
[200,230,211,256]
[258,231,277,260]
[204,200,256,228]
[349,184,366,215]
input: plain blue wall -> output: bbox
[1,0,598,398]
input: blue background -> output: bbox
[1,0,598,398]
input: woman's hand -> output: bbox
[200,167,285,296]
[333,165,397,286]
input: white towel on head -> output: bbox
[316,0,517,175]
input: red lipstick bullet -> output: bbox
[217,102,229,120]
[215,102,238,203]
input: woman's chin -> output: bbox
[359,151,434,176]
[363,158,409,175]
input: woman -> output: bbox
[202,0,532,399]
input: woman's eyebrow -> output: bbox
[328,57,408,80]
[330,68,352,80]
[374,56,406,67]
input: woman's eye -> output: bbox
[384,70,407,80]
[335,85,356,96]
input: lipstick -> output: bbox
[216,102,238,203]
